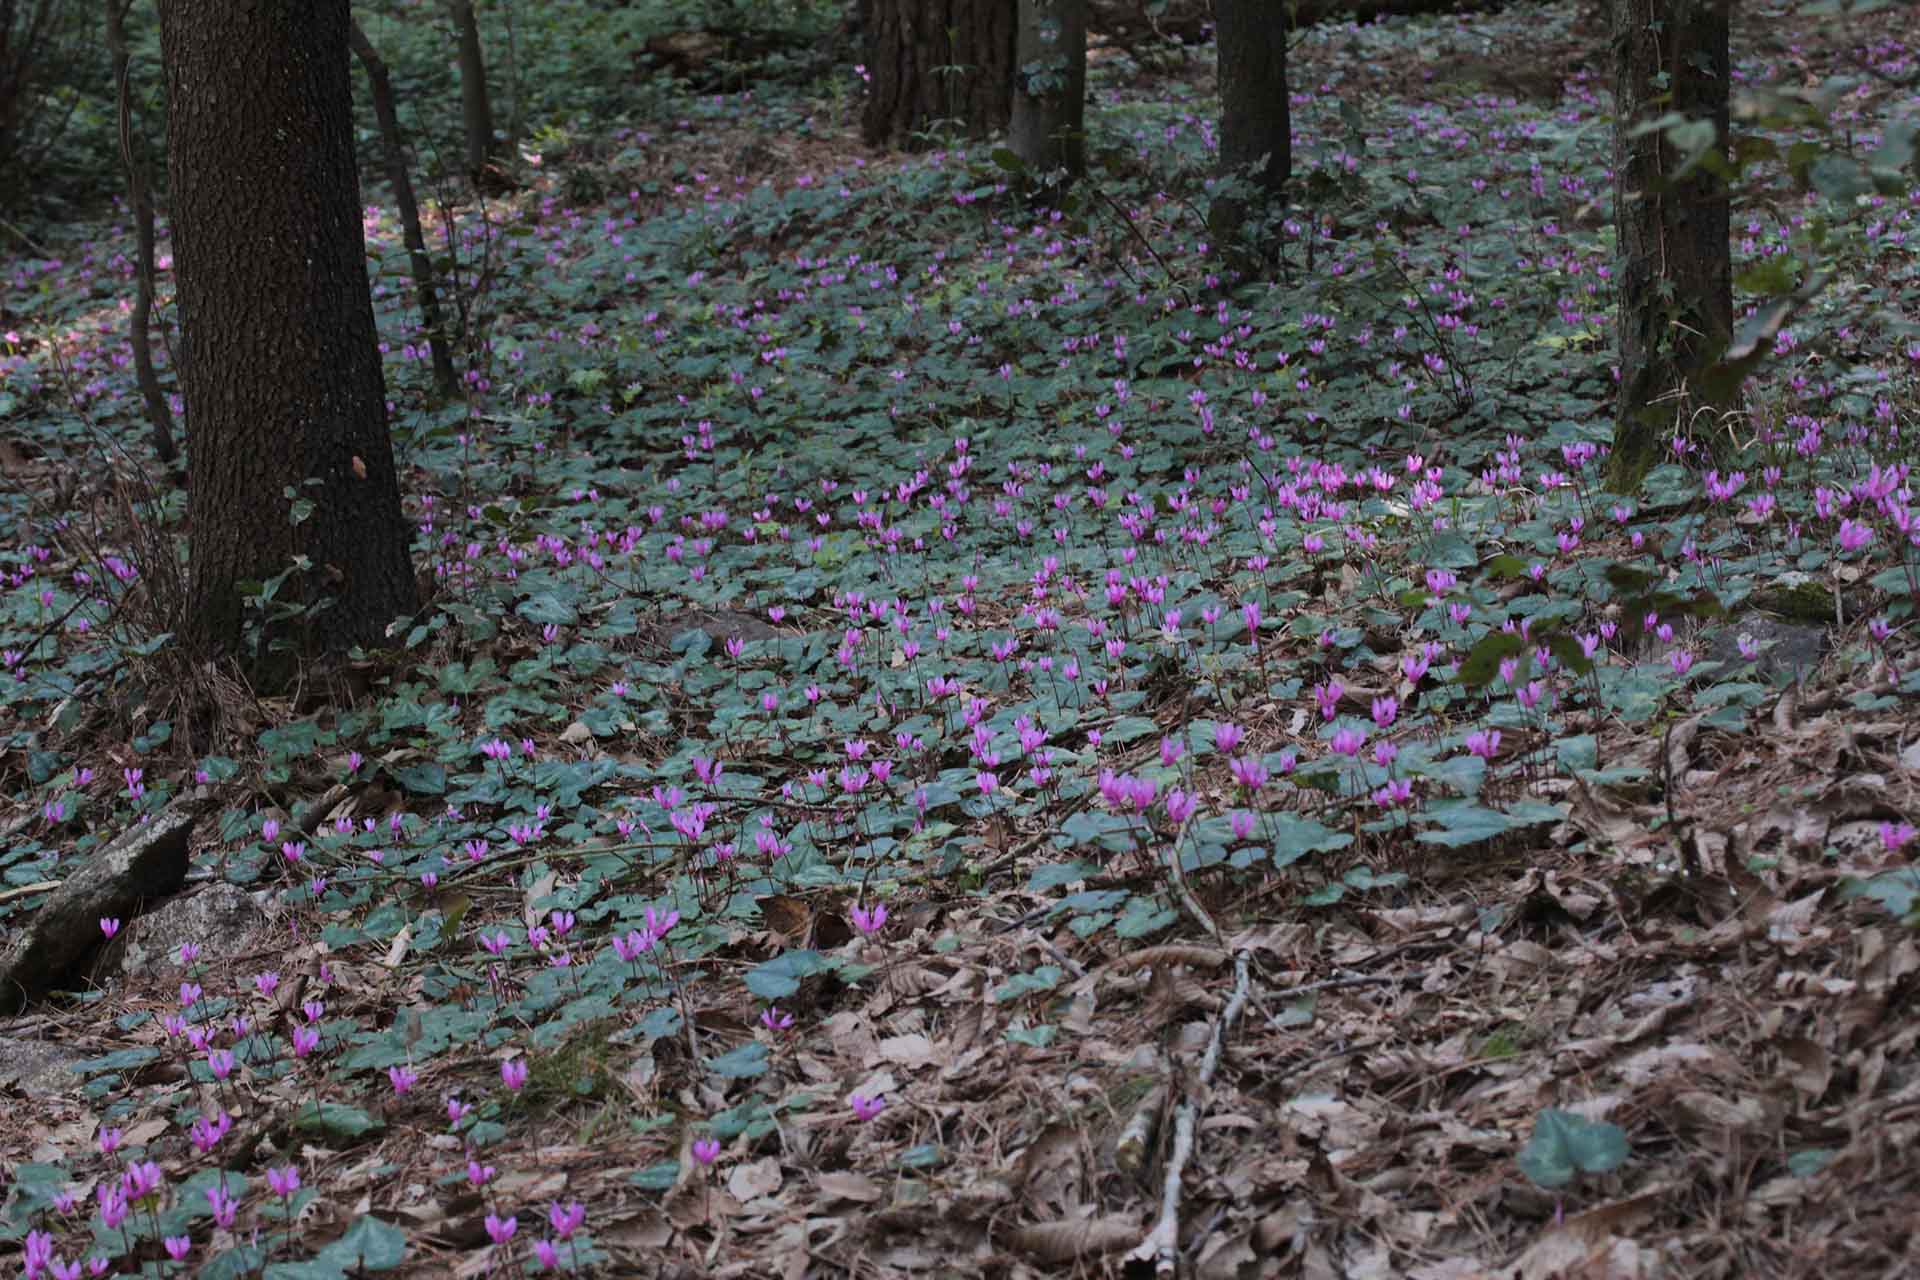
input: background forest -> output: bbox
[0,0,1917,1276]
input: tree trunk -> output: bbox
[860,0,1016,150]
[1009,0,1086,185]
[1210,0,1290,268]
[106,0,176,472]
[158,0,418,660]
[1607,0,1734,492]
[449,0,494,181]
[351,19,460,400]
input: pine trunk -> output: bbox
[1211,0,1291,265]
[860,0,1016,149]
[1608,0,1734,491]
[449,0,494,180]
[158,0,418,660]
[1009,0,1087,184]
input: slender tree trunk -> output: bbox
[351,19,459,400]
[158,0,418,659]
[106,0,176,472]
[1009,0,1087,185]
[1608,0,1734,492]
[861,0,1016,149]
[448,0,494,181]
[1210,0,1291,269]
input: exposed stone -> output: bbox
[0,1036,89,1098]
[113,882,267,979]
[0,806,193,1015]
[1702,615,1829,685]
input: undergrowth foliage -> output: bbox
[0,2,1916,1276]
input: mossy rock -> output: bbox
[1751,579,1837,625]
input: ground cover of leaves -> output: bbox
[1,2,1918,1276]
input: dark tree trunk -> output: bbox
[1009,0,1086,185]
[449,0,494,181]
[1608,0,1734,491]
[106,0,176,472]
[158,0,418,659]
[1210,0,1290,267]
[861,0,1016,150]
[351,19,460,399]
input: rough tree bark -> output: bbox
[860,0,1016,149]
[158,0,418,659]
[351,19,459,399]
[1210,0,1291,267]
[1009,0,1087,184]
[449,0,495,181]
[1608,0,1734,492]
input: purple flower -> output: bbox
[691,1137,721,1166]
[501,1057,529,1091]
[548,1200,586,1239]
[849,902,888,937]
[485,1213,517,1245]
[266,1164,300,1199]
[849,1093,886,1122]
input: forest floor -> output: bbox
[1,2,1918,1277]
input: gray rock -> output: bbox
[0,1035,89,1097]
[0,806,193,1014]
[1702,615,1828,685]
[115,882,266,979]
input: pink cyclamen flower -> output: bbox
[266,1165,300,1199]
[99,918,120,939]
[548,1200,586,1239]
[501,1058,530,1090]
[484,1213,517,1245]
[691,1137,721,1166]
[849,902,888,936]
[849,1093,886,1122]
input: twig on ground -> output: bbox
[1128,948,1251,1275]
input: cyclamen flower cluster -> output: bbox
[610,905,681,961]
[1098,769,1159,813]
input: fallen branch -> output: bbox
[1127,948,1252,1275]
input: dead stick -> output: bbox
[1128,949,1251,1274]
